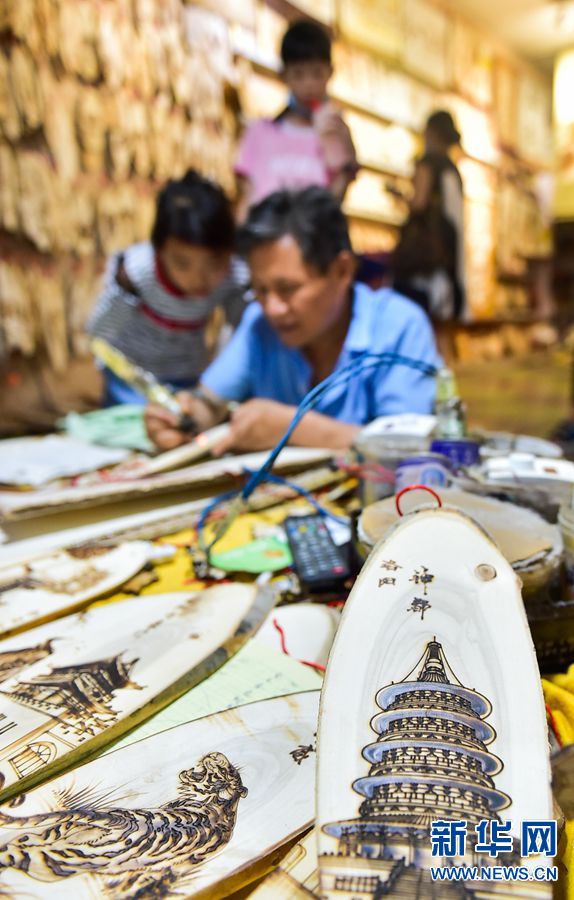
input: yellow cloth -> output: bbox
[543,669,574,899]
[96,499,320,604]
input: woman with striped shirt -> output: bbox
[88,170,248,406]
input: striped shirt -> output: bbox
[87,242,249,382]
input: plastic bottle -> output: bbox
[434,368,466,439]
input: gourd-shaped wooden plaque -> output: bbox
[0,691,318,899]
[317,508,553,898]
[0,584,274,802]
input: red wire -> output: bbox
[273,616,289,654]
[272,617,326,673]
[395,484,443,516]
[546,703,563,748]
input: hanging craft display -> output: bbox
[0,145,18,233]
[0,691,318,899]
[0,260,35,356]
[317,507,553,897]
[0,0,555,370]
[0,583,274,802]
[0,541,150,639]
[451,17,494,109]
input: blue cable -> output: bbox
[241,468,348,524]
[196,488,242,553]
[239,350,438,500]
[198,350,438,553]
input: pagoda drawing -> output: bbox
[0,641,54,683]
[319,639,540,898]
[2,655,142,737]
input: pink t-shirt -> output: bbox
[235,118,330,206]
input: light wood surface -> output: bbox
[317,508,552,896]
[0,584,274,803]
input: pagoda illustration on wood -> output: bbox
[0,641,54,683]
[4,655,141,733]
[0,655,142,784]
[319,638,521,897]
[318,507,552,898]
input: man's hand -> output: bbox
[144,392,215,450]
[212,399,294,455]
[211,399,361,456]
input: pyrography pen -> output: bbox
[90,337,198,433]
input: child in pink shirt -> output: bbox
[235,20,358,220]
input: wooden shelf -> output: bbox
[344,210,401,228]
[235,49,500,175]
[331,89,420,137]
[266,0,334,29]
[496,270,528,286]
[461,314,539,327]
[357,159,411,181]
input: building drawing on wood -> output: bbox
[320,639,547,898]
[0,642,55,683]
[0,655,141,783]
[5,656,141,734]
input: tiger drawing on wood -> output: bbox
[0,752,247,885]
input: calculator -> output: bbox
[284,514,351,593]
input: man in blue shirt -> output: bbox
[145,187,440,453]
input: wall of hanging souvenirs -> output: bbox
[0,0,554,373]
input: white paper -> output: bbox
[0,436,130,487]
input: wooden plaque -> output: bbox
[255,602,341,668]
[0,541,149,639]
[495,59,517,150]
[451,18,493,108]
[0,584,274,802]
[0,691,319,898]
[317,508,552,896]
[0,448,334,521]
[251,827,320,898]
[292,0,335,25]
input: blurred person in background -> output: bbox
[392,110,467,322]
[88,170,247,406]
[234,20,358,221]
[145,187,439,454]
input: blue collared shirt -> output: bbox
[202,283,440,424]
